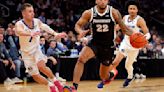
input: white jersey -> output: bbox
[16,18,41,54]
[122,15,141,50]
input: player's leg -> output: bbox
[22,52,59,92]
[37,60,55,80]
[111,51,125,69]
[34,48,64,92]
[97,47,119,89]
[72,46,95,90]
[123,50,139,87]
[97,63,118,88]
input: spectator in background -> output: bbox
[38,11,46,23]
[40,36,57,65]
[0,34,21,85]
[55,38,68,52]
[0,27,5,35]
[47,40,66,82]
[5,28,23,81]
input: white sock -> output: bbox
[48,81,54,86]
[49,77,57,82]
[55,72,59,78]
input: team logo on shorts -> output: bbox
[28,67,33,71]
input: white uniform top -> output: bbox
[122,15,141,50]
[16,18,41,54]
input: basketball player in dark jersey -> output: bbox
[64,0,135,91]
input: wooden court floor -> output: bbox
[0,78,164,92]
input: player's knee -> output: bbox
[112,61,119,67]
[125,63,133,70]
[37,63,46,71]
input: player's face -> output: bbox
[128,5,138,16]
[22,6,35,21]
[96,0,109,10]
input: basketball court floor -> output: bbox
[0,78,164,92]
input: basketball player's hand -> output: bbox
[78,29,90,41]
[55,32,67,39]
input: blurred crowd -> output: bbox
[0,0,163,84]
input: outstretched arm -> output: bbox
[112,8,133,36]
[38,19,67,38]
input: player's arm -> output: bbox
[38,19,67,38]
[75,10,91,38]
[15,22,32,36]
[112,9,133,36]
[38,19,58,36]
[114,16,126,31]
[137,17,151,40]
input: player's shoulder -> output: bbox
[111,7,119,13]
[83,9,92,16]
[137,15,145,22]
[15,19,23,26]
[80,9,92,21]
[33,18,41,22]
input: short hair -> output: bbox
[49,40,56,43]
[40,36,45,39]
[125,0,140,10]
[21,3,33,12]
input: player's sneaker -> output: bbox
[54,80,64,92]
[57,76,66,82]
[63,86,77,92]
[49,85,59,92]
[140,74,146,79]
[97,69,118,89]
[123,77,135,88]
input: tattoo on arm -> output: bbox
[115,10,133,36]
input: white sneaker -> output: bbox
[4,78,15,86]
[57,77,66,82]
[12,77,23,83]
[140,74,146,79]
[134,73,140,79]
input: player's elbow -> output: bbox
[74,23,79,33]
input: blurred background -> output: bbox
[0,0,164,83]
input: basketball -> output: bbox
[130,32,148,48]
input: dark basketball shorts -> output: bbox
[87,41,115,66]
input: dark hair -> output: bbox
[40,36,45,39]
[125,0,140,10]
[21,3,33,12]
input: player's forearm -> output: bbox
[40,23,57,36]
[75,23,83,34]
[121,25,133,36]
[16,30,31,36]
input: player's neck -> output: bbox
[96,5,107,14]
[23,18,34,28]
[129,15,137,20]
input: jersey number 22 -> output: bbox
[96,24,109,32]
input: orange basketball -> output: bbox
[130,32,148,48]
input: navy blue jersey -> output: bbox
[90,5,115,47]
